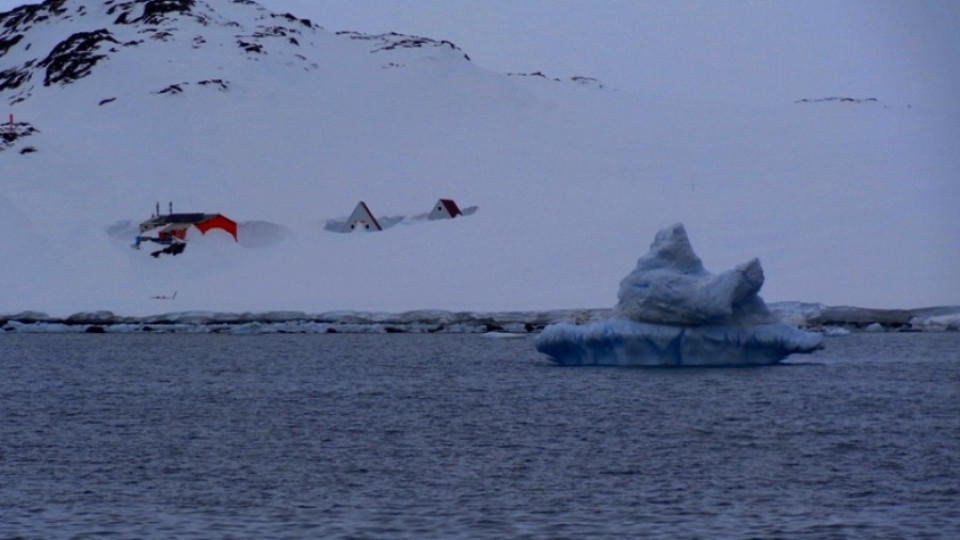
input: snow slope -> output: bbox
[1,0,958,317]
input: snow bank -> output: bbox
[908,311,960,332]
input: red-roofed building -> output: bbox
[428,198,463,220]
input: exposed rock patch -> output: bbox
[0,0,69,31]
[0,34,23,58]
[0,65,32,94]
[269,11,313,29]
[0,119,39,152]
[153,78,230,95]
[197,78,228,90]
[795,97,879,104]
[237,39,263,53]
[108,0,196,26]
[38,29,118,86]
[155,83,183,94]
[338,31,470,61]
[508,71,605,89]
[0,0,474,106]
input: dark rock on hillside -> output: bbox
[109,0,195,26]
[272,12,312,29]
[570,76,603,89]
[508,71,553,80]
[237,39,263,53]
[0,0,69,31]
[152,79,230,95]
[0,0,496,108]
[0,65,31,94]
[0,33,23,57]
[0,0,589,114]
[1,2,68,94]
[155,83,183,94]
[795,97,879,104]
[0,120,39,151]
[141,0,195,24]
[38,29,118,86]
[337,30,470,61]
[508,71,606,89]
[197,78,228,90]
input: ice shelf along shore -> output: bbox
[1,304,958,334]
[1,292,958,337]
[535,223,825,366]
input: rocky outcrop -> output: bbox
[0,119,39,152]
[337,31,470,61]
[108,0,196,25]
[0,0,320,103]
[38,29,118,86]
[795,97,879,104]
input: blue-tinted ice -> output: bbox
[536,223,823,366]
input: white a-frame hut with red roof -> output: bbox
[428,198,463,220]
[342,201,382,232]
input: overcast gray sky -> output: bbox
[2,0,958,107]
[254,0,960,108]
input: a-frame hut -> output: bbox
[428,198,463,220]
[342,201,382,232]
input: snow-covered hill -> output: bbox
[2,0,958,317]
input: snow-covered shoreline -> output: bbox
[2,303,958,334]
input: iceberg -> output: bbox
[536,223,824,366]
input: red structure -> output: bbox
[428,198,463,220]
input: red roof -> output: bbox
[193,214,238,241]
[438,198,462,217]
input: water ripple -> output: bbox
[1,332,958,539]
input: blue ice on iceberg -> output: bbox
[536,223,823,366]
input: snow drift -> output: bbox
[1,0,958,317]
[536,224,824,366]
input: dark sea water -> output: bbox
[1,332,958,539]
